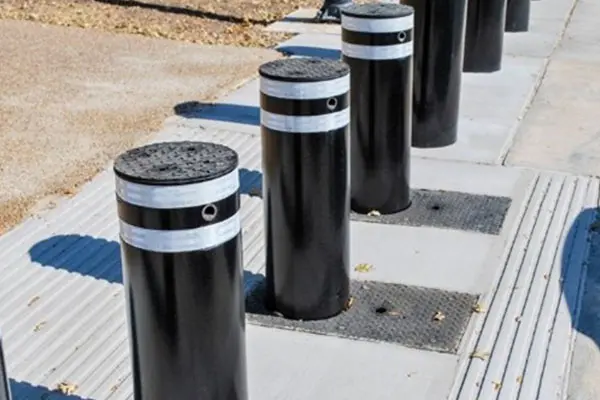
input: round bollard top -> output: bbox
[341,3,413,19]
[259,58,350,83]
[114,141,238,186]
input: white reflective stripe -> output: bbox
[261,108,349,133]
[260,75,349,100]
[341,14,414,33]
[119,212,240,253]
[342,42,413,60]
[115,168,239,209]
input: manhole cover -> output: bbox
[246,278,479,354]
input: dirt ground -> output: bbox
[0,0,322,47]
[0,19,280,234]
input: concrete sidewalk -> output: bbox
[1,0,600,398]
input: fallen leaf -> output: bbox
[543,274,549,280]
[354,263,373,273]
[472,303,486,313]
[433,311,445,322]
[470,351,490,360]
[492,381,502,391]
[516,376,523,384]
[344,297,354,311]
[27,296,41,307]
[57,382,78,395]
[33,321,47,332]
[386,310,402,316]
[367,210,381,217]
[515,315,522,322]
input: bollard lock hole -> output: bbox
[326,97,338,111]
[430,204,441,211]
[397,31,407,43]
[201,204,218,221]
[375,306,387,314]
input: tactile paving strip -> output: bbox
[246,279,479,354]
[352,189,512,235]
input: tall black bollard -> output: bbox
[260,58,351,320]
[404,0,468,148]
[505,0,530,32]
[0,333,11,400]
[114,141,247,400]
[463,0,508,72]
[341,3,414,214]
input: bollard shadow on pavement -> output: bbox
[10,379,90,399]
[239,168,263,199]
[276,46,342,60]
[565,207,600,350]
[174,101,259,126]
[28,234,263,293]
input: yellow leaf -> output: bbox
[433,311,445,322]
[472,303,486,313]
[33,321,46,332]
[57,382,78,395]
[367,210,381,217]
[344,297,354,311]
[492,381,502,391]
[470,350,490,360]
[354,263,373,273]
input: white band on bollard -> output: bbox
[119,211,241,253]
[342,42,413,60]
[341,14,414,33]
[260,108,350,133]
[260,75,350,100]
[115,168,239,209]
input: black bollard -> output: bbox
[0,333,11,400]
[404,0,468,148]
[505,0,530,32]
[341,3,414,214]
[259,58,351,320]
[463,0,508,72]
[114,141,247,400]
[316,0,353,22]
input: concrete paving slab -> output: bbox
[505,0,600,177]
[350,222,497,293]
[247,325,458,400]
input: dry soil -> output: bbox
[0,19,280,234]
[0,0,322,47]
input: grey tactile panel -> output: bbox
[246,279,479,353]
[450,173,600,400]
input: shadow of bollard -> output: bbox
[10,379,90,400]
[174,101,260,126]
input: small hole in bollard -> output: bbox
[430,204,441,211]
[398,31,407,43]
[202,204,218,221]
[326,97,338,110]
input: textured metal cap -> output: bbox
[259,58,350,83]
[114,141,238,186]
[341,3,414,19]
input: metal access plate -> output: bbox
[246,279,479,354]
[352,189,512,235]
